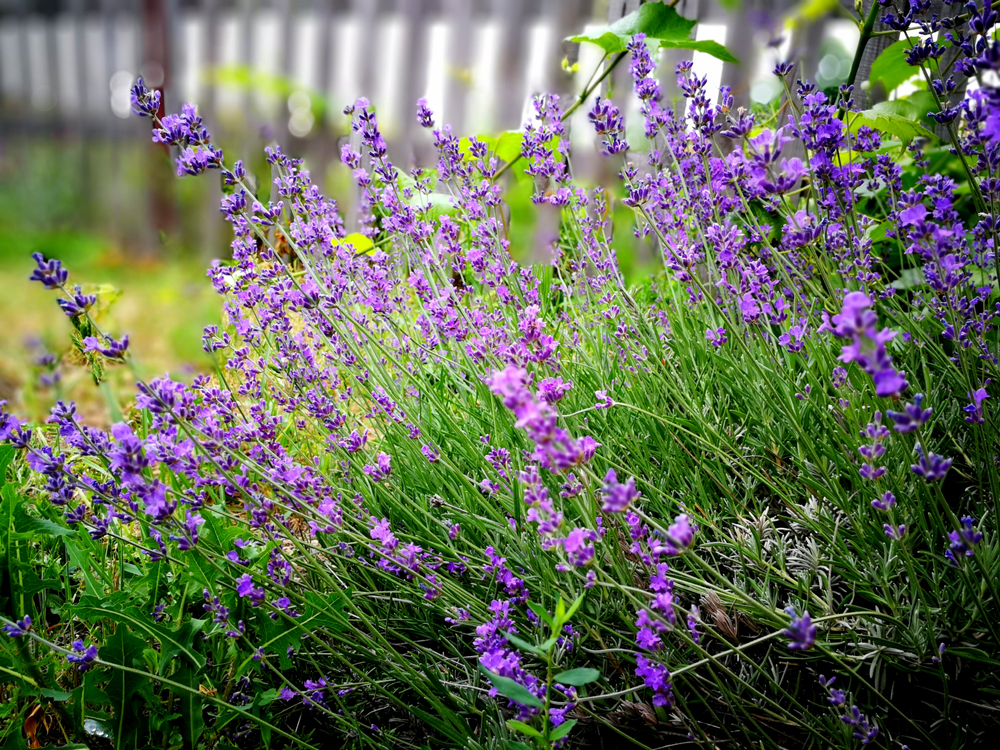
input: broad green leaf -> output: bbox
[658,38,739,63]
[14,511,75,538]
[478,664,544,708]
[100,627,147,749]
[173,666,206,750]
[850,101,935,142]
[412,192,459,220]
[506,720,543,738]
[552,667,601,686]
[341,233,374,254]
[905,90,938,124]
[569,2,697,54]
[66,540,105,594]
[75,602,207,670]
[870,39,921,96]
[506,743,534,750]
[550,719,579,741]
[494,131,523,164]
[39,688,72,701]
[0,445,13,488]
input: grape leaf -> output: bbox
[850,100,935,142]
[569,2,736,63]
[870,39,922,96]
[658,39,738,63]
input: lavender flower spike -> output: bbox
[3,615,31,638]
[782,605,816,650]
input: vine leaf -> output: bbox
[850,100,935,142]
[569,3,737,63]
[870,39,921,96]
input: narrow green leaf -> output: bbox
[550,719,579,741]
[503,631,545,656]
[552,667,601,686]
[563,592,586,624]
[527,601,555,629]
[478,664,544,708]
[506,720,543,738]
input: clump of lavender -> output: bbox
[2,4,999,747]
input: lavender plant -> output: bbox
[2,2,999,748]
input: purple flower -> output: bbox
[686,607,700,645]
[588,96,628,155]
[705,327,727,347]
[83,334,130,360]
[537,377,572,404]
[130,76,161,116]
[635,655,673,707]
[871,491,896,511]
[67,640,99,671]
[594,390,614,410]
[3,615,31,638]
[236,574,255,597]
[886,394,932,433]
[819,676,879,744]
[946,516,983,565]
[415,98,434,128]
[820,293,907,398]
[29,252,68,289]
[338,429,369,453]
[782,605,816,650]
[421,444,440,463]
[910,444,952,482]
[601,469,640,513]
[964,381,990,425]
[667,514,695,549]
[363,452,392,482]
[56,286,96,318]
[884,524,906,540]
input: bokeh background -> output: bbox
[0,0,868,420]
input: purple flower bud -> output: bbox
[3,615,31,638]
[782,605,816,650]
